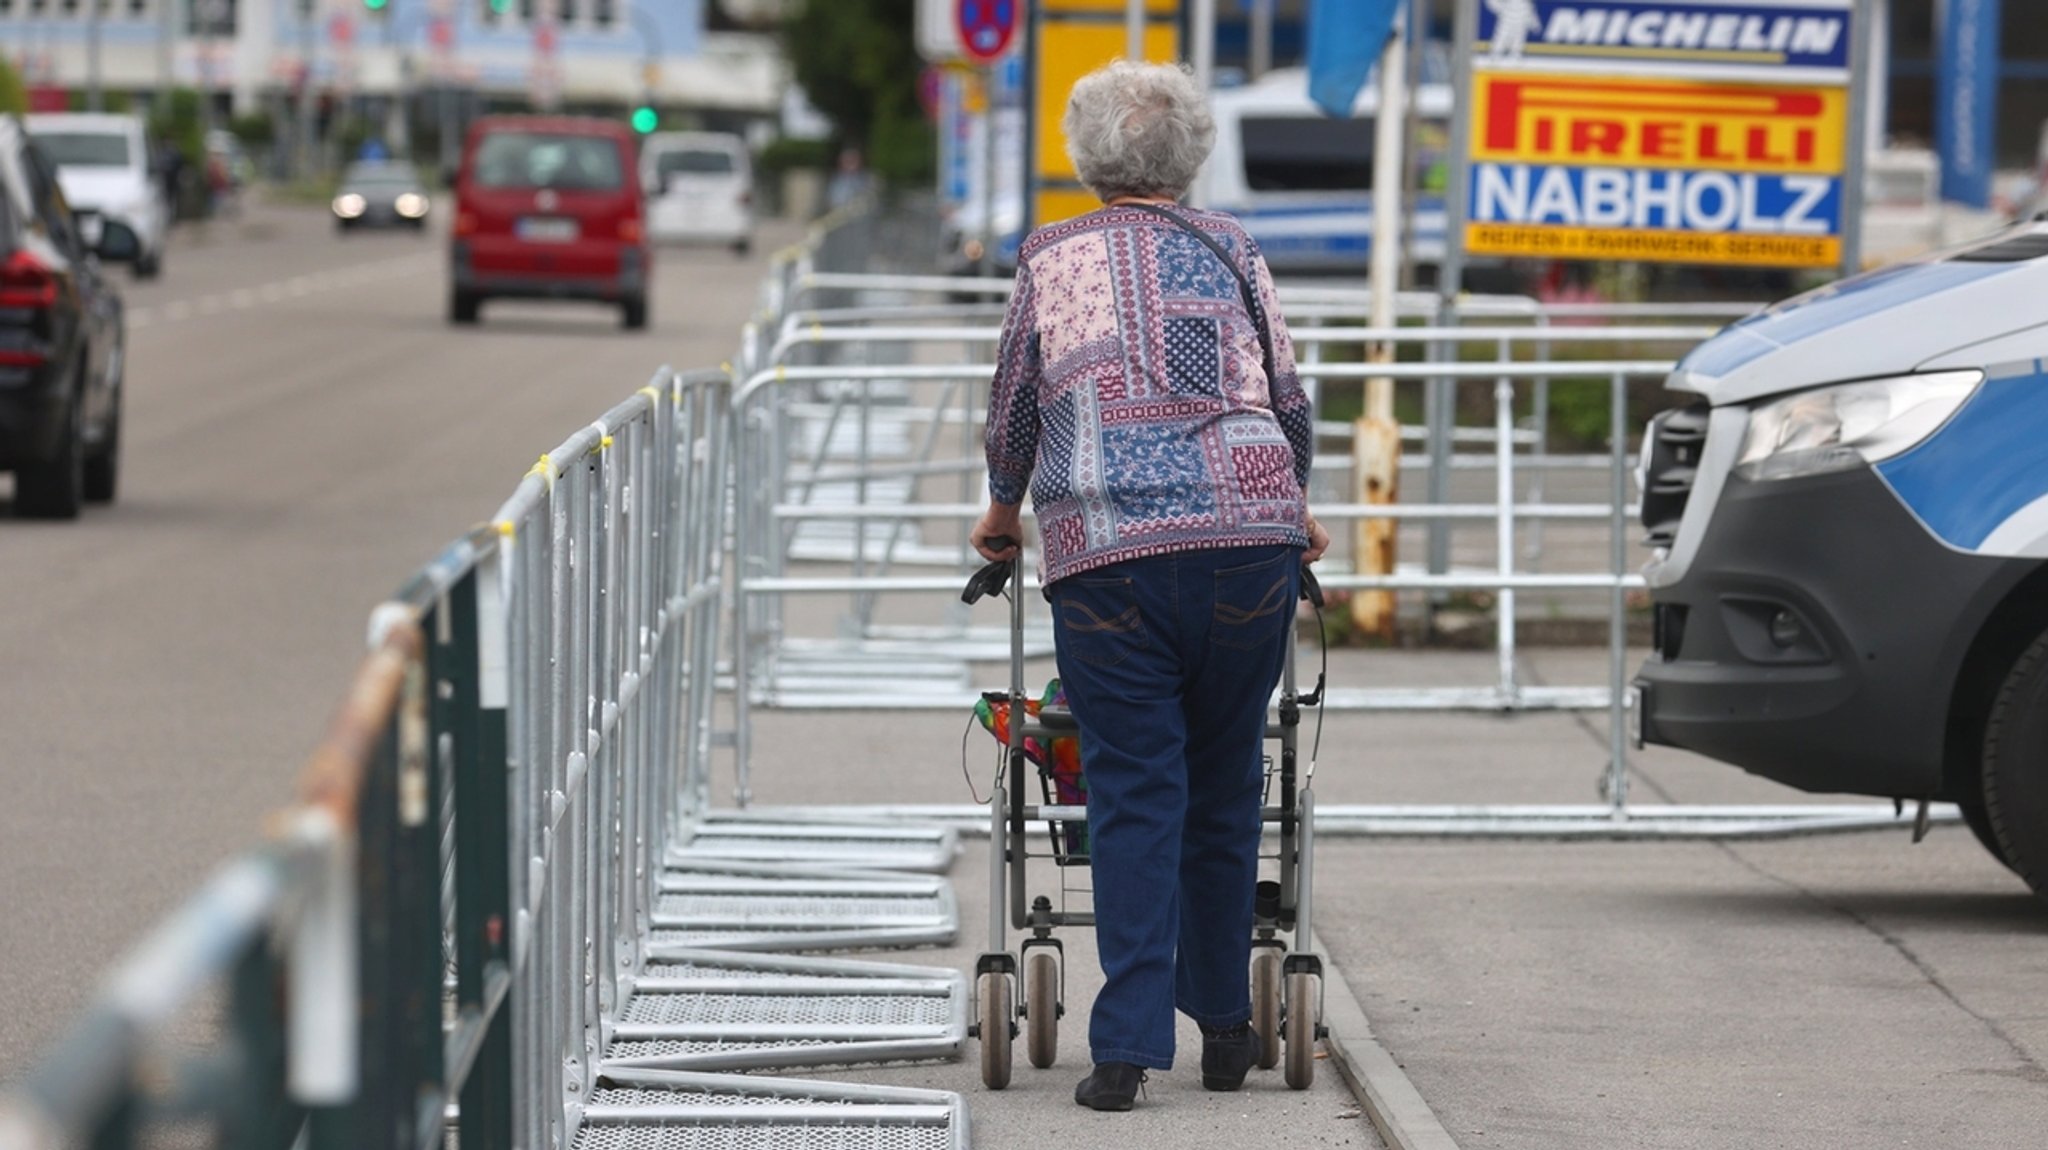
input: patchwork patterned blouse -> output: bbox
[985,206,1314,585]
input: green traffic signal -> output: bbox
[631,106,659,134]
[365,0,388,10]
[489,0,513,11]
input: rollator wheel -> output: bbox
[1026,951,1060,1069]
[1283,971,1319,1090]
[978,971,1014,1089]
[1250,950,1282,1070]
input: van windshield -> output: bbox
[1239,116,1450,194]
[657,150,736,178]
[34,132,131,169]
[473,133,624,191]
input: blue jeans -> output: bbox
[1049,544,1300,1070]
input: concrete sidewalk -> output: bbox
[742,646,2046,1148]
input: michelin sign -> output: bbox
[1462,0,1857,269]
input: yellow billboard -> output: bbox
[1032,0,1181,231]
[1470,73,1847,175]
[1464,71,1850,269]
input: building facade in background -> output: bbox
[0,0,785,120]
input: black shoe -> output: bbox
[1074,1062,1147,1111]
[1199,1022,1257,1092]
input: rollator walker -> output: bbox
[960,538,1328,1090]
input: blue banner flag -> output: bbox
[1307,0,1403,118]
[1937,0,2001,208]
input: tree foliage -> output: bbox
[149,88,207,169]
[0,57,27,118]
[783,0,934,186]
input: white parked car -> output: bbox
[640,132,754,254]
[26,113,168,279]
[1194,66,1454,273]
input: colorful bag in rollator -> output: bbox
[974,678,1090,862]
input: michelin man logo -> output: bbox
[1487,0,1542,58]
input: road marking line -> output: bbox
[134,252,445,332]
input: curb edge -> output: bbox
[1310,931,1462,1150]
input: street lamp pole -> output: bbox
[631,4,664,117]
[1250,0,1272,79]
[198,0,224,138]
[383,2,432,162]
[158,0,176,101]
[87,0,104,111]
[297,0,318,181]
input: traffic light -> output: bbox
[630,106,660,135]
[484,0,513,15]
[363,0,388,11]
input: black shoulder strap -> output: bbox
[1123,203,1277,385]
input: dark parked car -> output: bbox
[449,116,649,330]
[333,160,432,232]
[0,116,131,519]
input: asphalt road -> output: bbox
[0,201,782,1075]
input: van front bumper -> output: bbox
[1633,465,2017,798]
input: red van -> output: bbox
[449,116,649,330]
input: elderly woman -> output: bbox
[971,60,1329,1111]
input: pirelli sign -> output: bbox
[1459,0,1858,270]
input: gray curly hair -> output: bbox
[1063,60,1216,202]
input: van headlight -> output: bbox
[1734,370,1983,482]
[395,193,429,219]
[333,193,367,219]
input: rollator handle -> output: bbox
[961,535,1017,604]
[1299,566,1325,610]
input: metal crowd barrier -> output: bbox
[0,370,736,1149]
[725,259,1933,838]
[723,352,1662,803]
[722,301,1694,713]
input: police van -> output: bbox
[1634,222,2048,901]
[1195,66,1454,272]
